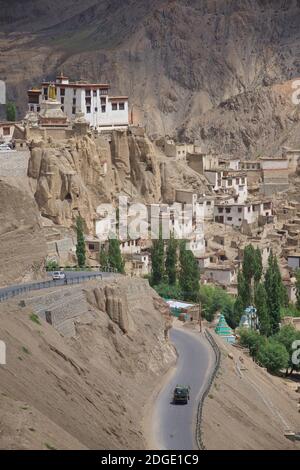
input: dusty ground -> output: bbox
[202,327,300,450]
[0,277,175,450]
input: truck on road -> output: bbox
[173,385,190,405]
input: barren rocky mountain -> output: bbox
[1,0,300,155]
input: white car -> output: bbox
[52,271,66,280]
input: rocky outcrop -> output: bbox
[27,130,163,230]
[87,283,130,334]
[27,129,209,231]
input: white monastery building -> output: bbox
[28,73,129,130]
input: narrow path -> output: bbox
[152,327,215,450]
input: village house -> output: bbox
[204,169,248,203]
[28,73,129,131]
[214,199,272,228]
[187,151,219,174]
[259,156,289,195]
[203,263,237,287]
[218,155,241,171]
[0,122,15,144]
[287,253,300,270]
[163,139,200,160]
[282,147,300,174]
[130,252,150,276]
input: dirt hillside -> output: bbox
[0,277,175,450]
[202,328,300,450]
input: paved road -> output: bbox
[152,327,214,450]
[0,271,115,302]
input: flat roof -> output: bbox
[108,96,128,101]
[205,263,235,271]
[166,300,194,309]
[42,82,110,89]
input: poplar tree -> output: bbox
[108,239,125,273]
[254,282,271,336]
[165,235,177,285]
[99,245,109,269]
[264,253,285,334]
[179,243,199,302]
[6,102,16,121]
[151,229,165,286]
[76,216,86,268]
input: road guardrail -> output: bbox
[196,329,221,450]
[0,271,115,303]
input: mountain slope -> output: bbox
[1,0,300,154]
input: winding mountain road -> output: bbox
[152,327,215,450]
[0,271,115,302]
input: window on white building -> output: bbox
[61,106,64,112]
[86,106,91,113]
[73,89,76,96]
[101,105,106,113]
[95,107,98,112]
[85,89,91,97]
[93,90,97,97]
[112,103,118,111]
[72,107,76,114]
[119,102,125,110]
[60,88,65,96]
[61,97,64,104]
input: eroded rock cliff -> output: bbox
[27,130,163,230]
[27,129,209,230]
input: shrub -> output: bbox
[256,340,289,374]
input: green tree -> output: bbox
[179,243,199,302]
[265,253,288,334]
[230,296,244,328]
[243,244,257,284]
[154,281,183,300]
[151,230,165,286]
[256,340,289,374]
[165,235,177,285]
[199,284,234,323]
[76,216,86,268]
[236,270,251,309]
[254,247,263,283]
[99,244,109,269]
[273,325,300,375]
[295,269,300,311]
[6,101,16,121]
[254,282,271,336]
[108,239,125,273]
[239,328,266,359]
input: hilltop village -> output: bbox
[1,73,300,330]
